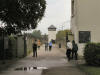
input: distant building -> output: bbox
[48,25,56,43]
[71,0,100,55]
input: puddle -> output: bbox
[15,66,48,71]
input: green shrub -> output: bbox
[84,43,100,66]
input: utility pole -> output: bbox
[66,32,68,42]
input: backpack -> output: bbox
[73,44,78,51]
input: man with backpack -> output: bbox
[72,40,78,60]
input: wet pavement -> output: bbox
[0,45,86,75]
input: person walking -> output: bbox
[59,43,61,48]
[72,40,78,60]
[45,42,48,51]
[66,40,72,61]
[33,40,38,57]
[49,41,52,51]
[37,40,41,50]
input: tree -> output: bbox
[31,30,42,39]
[56,30,71,41]
[0,0,46,35]
[56,30,72,47]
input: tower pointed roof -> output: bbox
[48,25,56,29]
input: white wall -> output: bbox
[48,31,56,42]
[71,0,100,55]
[77,0,100,42]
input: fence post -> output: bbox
[24,34,27,57]
[2,30,5,64]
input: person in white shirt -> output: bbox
[66,40,73,61]
[67,41,73,50]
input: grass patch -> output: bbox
[78,64,100,75]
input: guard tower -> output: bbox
[48,25,56,43]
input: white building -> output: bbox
[71,0,100,55]
[48,25,56,43]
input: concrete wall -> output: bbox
[17,36,25,58]
[26,37,33,54]
[0,35,32,59]
[71,0,100,55]
[10,37,17,58]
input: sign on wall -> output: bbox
[79,31,91,43]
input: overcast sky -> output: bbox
[36,0,71,34]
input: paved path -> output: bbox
[0,45,86,75]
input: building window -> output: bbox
[79,31,91,43]
[71,0,75,17]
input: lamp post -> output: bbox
[66,32,68,43]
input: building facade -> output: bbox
[48,25,56,43]
[71,0,100,55]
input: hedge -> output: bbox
[84,42,100,66]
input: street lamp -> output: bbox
[66,32,68,42]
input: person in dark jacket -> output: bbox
[72,40,78,60]
[33,40,38,57]
[49,41,52,51]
